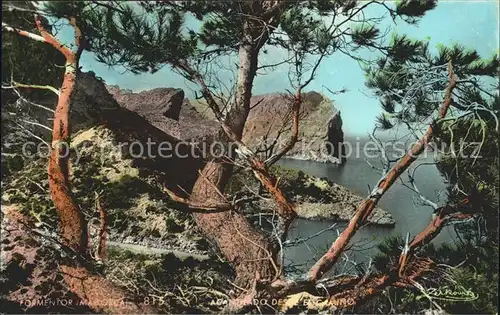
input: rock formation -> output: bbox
[106,85,345,164]
[105,86,184,138]
[106,85,218,141]
[106,86,185,121]
[243,91,345,163]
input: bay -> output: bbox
[278,136,457,275]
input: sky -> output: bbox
[72,1,499,136]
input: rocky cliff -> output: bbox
[243,91,345,163]
[106,86,345,163]
[106,85,218,141]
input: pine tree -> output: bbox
[46,0,435,292]
[1,3,155,313]
[4,1,444,312]
[364,38,499,313]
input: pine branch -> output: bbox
[2,22,46,42]
[4,81,60,96]
[307,62,457,282]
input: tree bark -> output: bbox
[33,17,88,254]
[190,161,278,287]
[47,64,88,253]
[60,265,155,314]
[6,16,155,313]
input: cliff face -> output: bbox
[106,85,345,163]
[106,86,185,120]
[106,85,218,141]
[106,86,183,139]
[243,91,345,163]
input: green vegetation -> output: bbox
[104,247,232,314]
[2,127,191,239]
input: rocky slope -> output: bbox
[1,83,229,312]
[2,125,208,252]
[107,86,345,163]
[106,85,218,141]
[0,204,230,314]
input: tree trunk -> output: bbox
[190,161,278,288]
[188,25,280,288]
[46,48,87,254]
[4,16,154,313]
[60,265,155,313]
